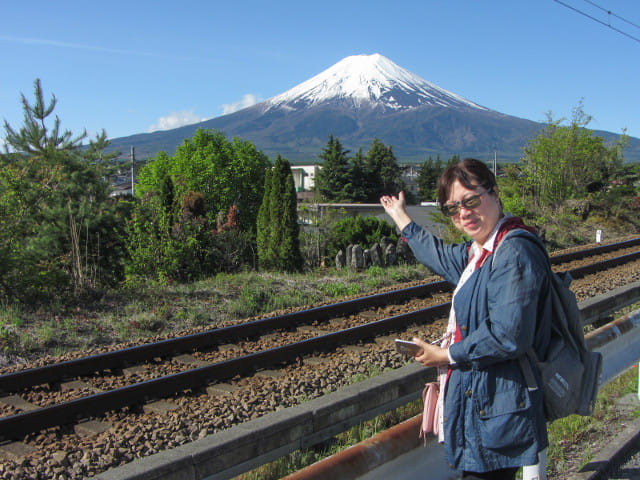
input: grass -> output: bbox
[0,264,433,364]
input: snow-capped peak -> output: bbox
[265,53,486,112]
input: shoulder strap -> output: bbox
[490,228,548,392]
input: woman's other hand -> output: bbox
[412,337,450,368]
[380,191,412,231]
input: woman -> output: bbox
[380,158,551,480]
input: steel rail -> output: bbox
[548,237,640,265]
[0,303,451,441]
[565,250,640,279]
[0,280,451,393]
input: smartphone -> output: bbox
[394,339,422,356]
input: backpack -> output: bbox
[493,231,603,422]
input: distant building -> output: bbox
[290,165,318,192]
[400,164,420,198]
[109,172,134,197]
[291,165,319,202]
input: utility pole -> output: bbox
[130,146,135,196]
[493,150,497,176]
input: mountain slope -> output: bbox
[107,54,639,163]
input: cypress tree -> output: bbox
[265,157,284,268]
[261,155,302,272]
[278,157,303,272]
[256,167,273,269]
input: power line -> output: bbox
[552,0,640,44]
[582,0,640,31]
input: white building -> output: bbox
[290,165,318,192]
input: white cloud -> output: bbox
[0,35,206,62]
[221,94,261,115]
[148,110,209,132]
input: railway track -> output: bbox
[0,237,639,479]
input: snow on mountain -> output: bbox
[265,53,487,112]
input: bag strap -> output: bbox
[519,351,540,392]
[491,228,546,392]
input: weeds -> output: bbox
[547,366,640,477]
[0,264,435,362]
[319,282,361,298]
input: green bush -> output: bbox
[501,193,527,217]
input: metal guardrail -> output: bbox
[587,308,640,387]
[94,281,640,480]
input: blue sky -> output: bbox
[2,0,640,155]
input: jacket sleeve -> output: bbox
[448,236,549,369]
[401,221,469,286]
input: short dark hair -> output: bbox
[437,158,497,206]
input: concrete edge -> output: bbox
[569,414,640,480]
[95,361,434,480]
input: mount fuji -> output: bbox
[264,53,486,113]
[107,54,639,163]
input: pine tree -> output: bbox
[0,79,122,300]
[266,158,286,268]
[314,135,351,201]
[417,156,443,201]
[160,175,176,222]
[364,139,403,202]
[3,79,86,158]
[345,147,368,202]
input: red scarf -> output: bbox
[472,216,536,270]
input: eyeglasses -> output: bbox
[441,189,493,217]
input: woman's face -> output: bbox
[447,180,502,245]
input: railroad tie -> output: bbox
[60,379,103,393]
[0,394,39,412]
[74,419,113,438]
[174,353,210,367]
[206,383,241,396]
[0,441,37,461]
[143,400,181,414]
[255,369,285,379]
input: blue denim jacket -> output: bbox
[402,221,551,472]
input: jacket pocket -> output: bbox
[474,388,534,450]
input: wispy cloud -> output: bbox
[221,94,261,115]
[0,34,205,62]
[148,110,209,132]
